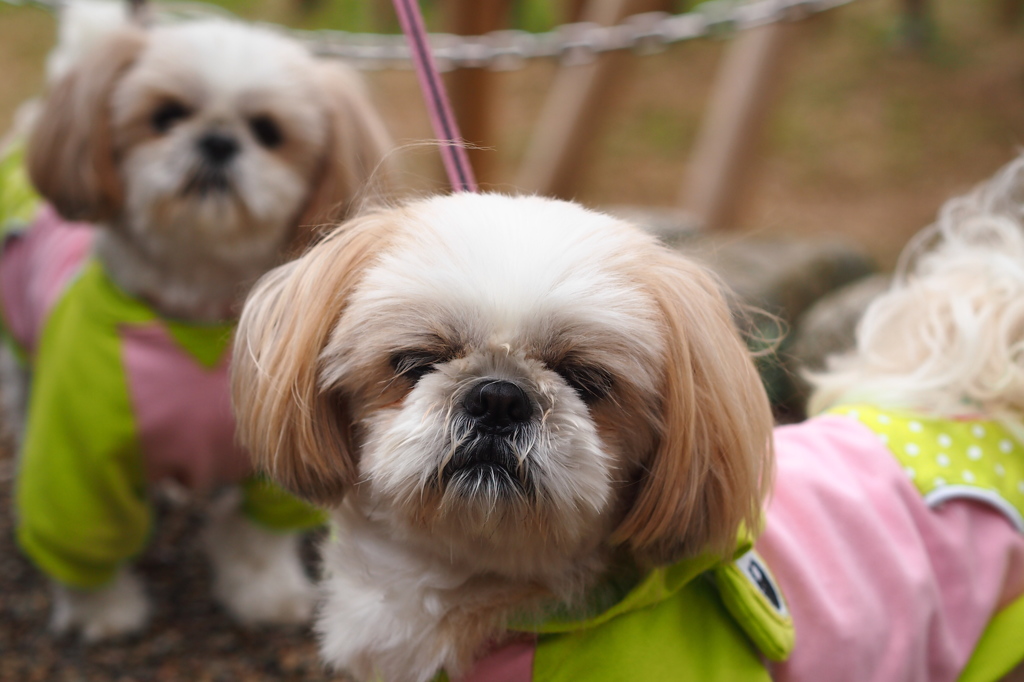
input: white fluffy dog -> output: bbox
[231,169,1024,681]
[2,6,390,642]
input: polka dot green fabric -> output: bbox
[828,405,1024,532]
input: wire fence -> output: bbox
[1,0,857,70]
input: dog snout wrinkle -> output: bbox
[463,380,533,432]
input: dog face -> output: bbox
[233,194,773,575]
[28,20,390,273]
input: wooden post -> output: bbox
[444,0,512,185]
[680,19,804,231]
[515,0,671,198]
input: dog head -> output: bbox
[233,193,772,575]
[27,18,390,274]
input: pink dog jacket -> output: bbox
[760,412,1024,682]
[3,204,322,590]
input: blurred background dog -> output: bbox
[0,1,391,642]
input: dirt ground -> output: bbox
[0,469,339,682]
[3,0,1024,679]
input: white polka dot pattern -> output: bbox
[828,405,1024,528]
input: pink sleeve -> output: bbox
[0,204,93,354]
[757,416,1024,682]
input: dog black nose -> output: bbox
[463,380,533,430]
[198,132,239,165]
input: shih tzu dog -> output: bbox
[1,7,391,642]
[232,182,1024,681]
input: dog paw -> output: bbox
[217,561,317,626]
[204,509,316,626]
[50,569,151,642]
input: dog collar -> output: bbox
[510,536,794,663]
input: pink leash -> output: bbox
[391,0,478,193]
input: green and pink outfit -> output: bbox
[1,153,321,591]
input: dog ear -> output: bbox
[232,213,396,505]
[293,62,392,239]
[613,253,774,565]
[27,27,146,222]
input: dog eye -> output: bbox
[391,351,442,384]
[555,364,613,404]
[151,100,192,133]
[249,115,284,148]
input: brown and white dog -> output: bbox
[232,192,771,680]
[231,177,1024,679]
[3,3,391,642]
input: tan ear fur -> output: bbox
[232,213,398,504]
[294,62,393,236]
[613,252,774,565]
[27,28,146,222]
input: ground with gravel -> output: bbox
[0,454,342,682]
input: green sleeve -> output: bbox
[0,141,40,230]
[958,595,1024,682]
[241,476,326,531]
[14,278,150,591]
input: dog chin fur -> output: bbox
[233,192,774,681]
[8,3,390,642]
